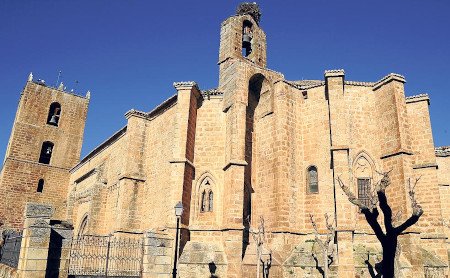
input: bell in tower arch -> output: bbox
[242,21,253,57]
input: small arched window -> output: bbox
[47,102,61,126]
[307,166,319,193]
[39,141,54,164]
[201,190,206,212]
[208,191,213,212]
[37,179,44,193]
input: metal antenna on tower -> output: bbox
[55,70,62,87]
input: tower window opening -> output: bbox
[47,102,61,126]
[37,179,44,193]
[39,141,54,164]
[307,166,319,193]
[242,21,253,57]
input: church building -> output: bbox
[0,3,449,277]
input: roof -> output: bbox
[70,125,127,172]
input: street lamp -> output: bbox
[172,201,183,278]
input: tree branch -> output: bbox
[337,177,368,210]
[394,178,423,234]
[361,207,386,242]
[377,190,393,232]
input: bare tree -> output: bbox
[338,172,423,277]
[309,213,336,278]
[250,216,272,278]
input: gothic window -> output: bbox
[201,190,206,213]
[307,166,319,193]
[39,141,54,164]
[47,102,61,126]
[37,179,44,193]
[358,178,371,207]
[208,191,213,212]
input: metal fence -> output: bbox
[68,235,144,277]
[0,231,23,268]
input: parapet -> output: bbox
[435,146,450,157]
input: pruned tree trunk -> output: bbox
[338,173,423,278]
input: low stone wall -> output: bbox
[0,263,18,278]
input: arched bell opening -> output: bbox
[47,102,61,126]
[242,20,253,57]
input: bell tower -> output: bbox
[218,2,267,68]
[0,73,89,229]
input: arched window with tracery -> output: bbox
[208,191,213,212]
[47,102,61,126]
[354,153,375,208]
[307,166,318,193]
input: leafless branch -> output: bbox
[337,176,368,210]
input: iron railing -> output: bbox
[68,235,143,277]
[0,231,23,268]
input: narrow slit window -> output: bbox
[39,141,54,164]
[37,179,44,193]
[201,190,206,212]
[308,166,319,193]
[208,191,214,212]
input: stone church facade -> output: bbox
[1,3,449,277]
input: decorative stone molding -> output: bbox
[25,203,53,219]
[406,93,430,104]
[125,109,149,120]
[324,69,345,77]
[173,81,198,89]
[435,146,450,157]
[373,73,406,90]
[201,88,224,99]
[286,80,325,90]
[345,80,375,87]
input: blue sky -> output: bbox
[0,0,449,161]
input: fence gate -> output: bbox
[68,235,143,277]
[0,231,23,269]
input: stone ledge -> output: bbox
[223,159,248,170]
[380,149,413,159]
[331,145,350,151]
[412,163,438,170]
[373,73,406,90]
[406,93,430,105]
[324,69,345,77]
[169,158,195,169]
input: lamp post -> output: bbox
[172,201,183,278]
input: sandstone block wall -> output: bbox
[0,80,89,229]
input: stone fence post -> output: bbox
[142,231,174,277]
[17,203,53,278]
